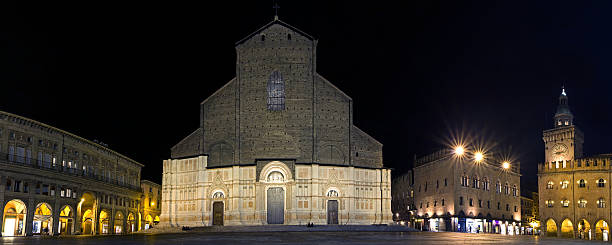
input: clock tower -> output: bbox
[542,87,584,166]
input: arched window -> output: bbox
[472,176,479,188]
[547,181,554,189]
[598,198,606,208]
[561,199,570,207]
[578,179,586,188]
[512,185,518,196]
[267,71,285,111]
[496,181,501,193]
[598,179,606,188]
[578,199,587,208]
[561,181,569,189]
[546,200,554,208]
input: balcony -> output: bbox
[0,152,141,191]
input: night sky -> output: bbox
[2,1,612,194]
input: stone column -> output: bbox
[25,197,35,236]
[0,195,5,237]
[71,200,77,235]
[0,175,5,237]
[52,199,60,235]
[93,194,99,235]
[110,196,115,234]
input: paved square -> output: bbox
[1,232,609,245]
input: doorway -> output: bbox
[267,187,284,224]
[212,202,224,226]
[327,200,338,224]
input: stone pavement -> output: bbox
[1,231,610,245]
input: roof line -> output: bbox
[0,110,145,167]
[235,18,315,46]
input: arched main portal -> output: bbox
[59,205,73,235]
[561,219,574,238]
[33,202,53,235]
[260,161,291,225]
[326,189,340,225]
[99,210,109,234]
[578,219,591,239]
[596,220,609,241]
[127,213,136,233]
[2,199,27,236]
[114,211,124,234]
[79,192,95,235]
[546,218,557,237]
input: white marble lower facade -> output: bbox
[160,156,392,227]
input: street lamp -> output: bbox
[502,161,510,170]
[474,152,484,162]
[454,146,465,156]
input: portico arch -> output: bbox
[578,219,591,239]
[545,218,557,237]
[114,211,124,234]
[144,215,153,229]
[58,205,73,235]
[561,218,574,238]
[2,199,27,236]
[126,213,136,233]
[78,192,96,235]
[81,209,94,235]
[33,202,53,235]
[595,220,609,241]
[99,210,109,234]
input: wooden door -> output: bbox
[213,202,224,226]
[327,200,338,224]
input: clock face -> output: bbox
[552,144,568,158]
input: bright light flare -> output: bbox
[502,161,510,169]
[474,152,484,162]
[454,146,465,156]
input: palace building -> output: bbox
[539,88,611,241]
[0,111,160,236]
[413,149,521,234]
[160,16,392,227]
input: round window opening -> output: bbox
[212,191,225,199]
[327,189,339,197]
[267,171,285,183]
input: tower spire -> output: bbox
[561,85,566,96]
[554,86,573,127]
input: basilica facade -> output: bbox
[159,17,392,226]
